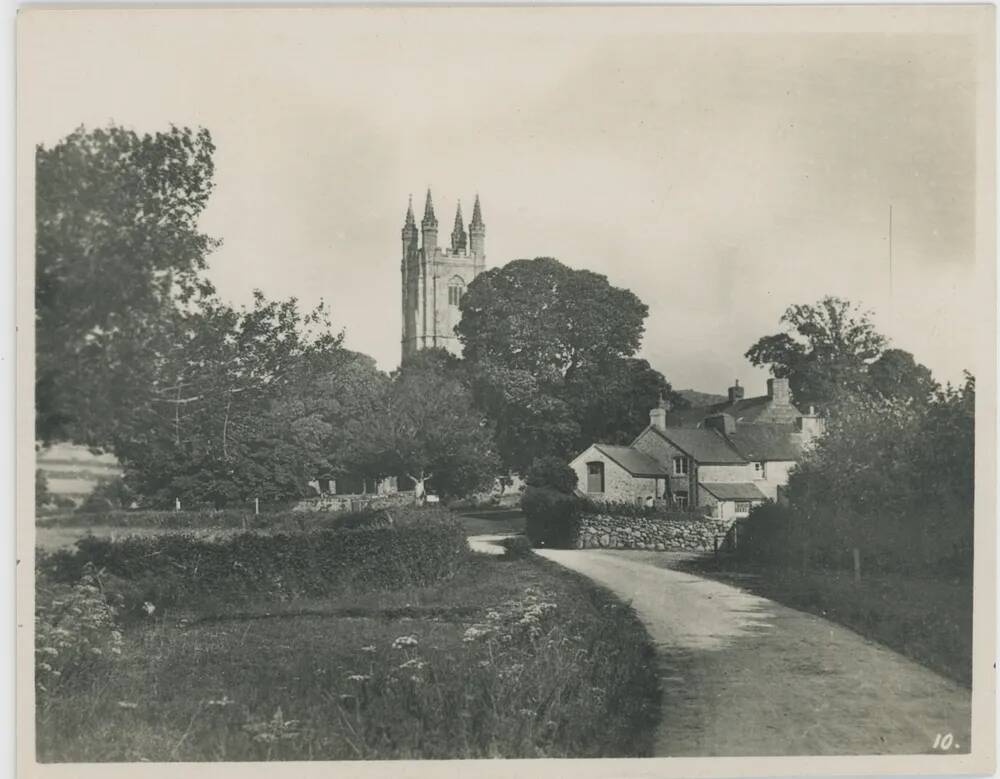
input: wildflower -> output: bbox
[207,696,234,707]
[142,602,156,616]
[37,662,52,673]
[478,660,491,668]
[346,674,371,682]
[410,675,422,683]
[359,645,376,653]
[391,635,418,650]
[485,610,502,621]
[398,658,426,670]
[117,701,138,709]
[90,647,103,656]
[38,646,58,657]
[463,625,491,642]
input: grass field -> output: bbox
[677,557,972,688]
[37,552,659,761]
[455,508,526,536]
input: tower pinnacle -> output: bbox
[404,194,415,227]
[451,200,468,253]
[422,189,437,228]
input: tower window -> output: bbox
[448,276,466,307]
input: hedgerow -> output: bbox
[38,511,466,612]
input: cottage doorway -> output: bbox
[586,461,604,493]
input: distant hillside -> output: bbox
[36,443,121,504]
[675,389,727,407]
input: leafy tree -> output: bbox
[458,258,677,470]
[458,257,647,381]
[746,296,887,408]
[114,293,345,508]
[78,476,135,512]
[868,348,938,404]
[36,125,219,446]
[355,363,501,498]
[525,456,579,494]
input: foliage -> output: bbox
[112,292,346,508]
[525,456,579,494]
[868,348,938,404]
[36,555,660,761]
[351,362,501,498]
[457,258,684,471]
[35,563,124,705]
[35,469,51,509]
[577,497,708,520]
[36,125,219,445]
[499,535,534,559]
[741,373,975,573]
[38,507,398,532]
[77,477,135,513]
[39,513,467,612]
[746,296,888,408]
[521,487,580,547]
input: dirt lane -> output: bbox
[535,548,971,757]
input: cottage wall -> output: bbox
[631,428,695,497]
[569,446,659,502]
[753,460,796,500]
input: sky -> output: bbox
[19,7,992,393]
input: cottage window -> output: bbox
[754,462,766,478]
[586,461,605,494]
[448,276,466,307]
[674,491,689,508]
[672,456,688,476]
[735,501,751,515]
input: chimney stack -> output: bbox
[649,392,670,430]
[704,413,736,436]
[728,379,745,403]
[767,377,790,405]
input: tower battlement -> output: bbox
[400,190,486,361]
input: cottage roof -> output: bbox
[648,426,746,464]
[665,395,779,427]
[699,482,768,501]
[724,424,803,462]
[592,444,669,477]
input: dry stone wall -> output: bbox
[292,491,417,513]
[575,512,736,552]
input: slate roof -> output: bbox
[592,444,669,477]
[699,482,768,501]
[724,424,803,462]
[647,427,746,464]
[665,395,776,427]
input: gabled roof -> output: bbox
[724,424,803,462]
[699,482,768,501]
[592,444,669,477]
[646,426,746,464]
[665,395,776,427]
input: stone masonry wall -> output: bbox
[292,491,417,513]
[574,512,736,552]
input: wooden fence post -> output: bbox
[255,497,260,516]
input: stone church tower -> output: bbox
[401,190,486,361]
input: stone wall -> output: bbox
[292,491,417,513]
[574,512,736,552]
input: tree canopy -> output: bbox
[36,125,219,446]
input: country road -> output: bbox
[534,547,972,757]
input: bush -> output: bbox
[38,512,468,612]
[577,497,708,520]
[499,535,533,559]
[525,457,578,494]
[521,486,580,548]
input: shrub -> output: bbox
[77,476,135,512]
[577,496,708,519]
[499,535,533,559]
[38,513,468,611]
[521,486,580,548]
[35,563,124,705]
[525,456,578,494]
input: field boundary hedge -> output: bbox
[38,510,467,611]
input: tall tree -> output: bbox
[746,296,887,408]
[114,293,345,508]
[868,348,938,404]
[36,125,219,446]
[457,257,674,471]
[355,363,501,498]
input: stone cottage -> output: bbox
[568,378,824,520]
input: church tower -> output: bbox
[401,190,486,361]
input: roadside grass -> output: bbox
[455,508,526,537]
[34,526,238,553]
[677,556,972,688]
[37,553,660,761]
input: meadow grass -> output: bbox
[679,556,972,687]
[37,553,660,761]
